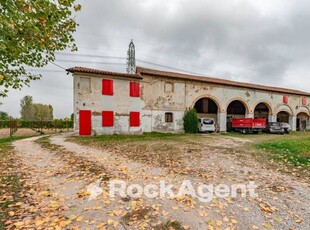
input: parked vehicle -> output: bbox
[232,118,266,134]
[263,122,285,134]
[280,122,291,134]
[198,118,216,133]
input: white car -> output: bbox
[198,118,216,132]
[280,122,291,134]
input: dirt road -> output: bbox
[9,134,310,229]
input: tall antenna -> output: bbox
[126,39,136,74]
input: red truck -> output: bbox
[232,118,266,134]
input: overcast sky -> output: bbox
[2,0,310,118]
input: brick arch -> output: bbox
[191,95,223,112]
[274,104,294,116]
[253,101,273,115]
[296,106,310,117]
[225,98,250,114]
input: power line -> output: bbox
[55,59,125,66]
[25,69,65,73]
[136,59,204,76]
[50,62,67,70]
[53,51,307,89]
[74,32,298,78]
[55,52,125,60]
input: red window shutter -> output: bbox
[302,97,307,105]
[130,82,140,97]
[283,96,288,104]
[102,111,114,127]
[130,112,140,127]
[102,79,113,95]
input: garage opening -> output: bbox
[254,103,270,120]
[227,100,247,131]
[297,112,309,131]
[277,111,289,123]
[227,100,246,117]
[194,98,218,122]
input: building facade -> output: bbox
[67,66,310,135]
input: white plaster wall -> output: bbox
[74,74,142,135]
[142,110,184,133]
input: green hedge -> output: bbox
[183,108,199,133]
[0,120,73,129]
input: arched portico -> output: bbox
[192,95,227,132]
[192,96,225,131]
[297,112,309,131]
[226,98,250,115]
[274,104,294,116]
[254,102,272,121]
[194,97,219,121]
[273,104,295,130]
[226,99,250,131]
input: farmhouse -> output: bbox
[67,66,310,135]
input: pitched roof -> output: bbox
[66,66,142,79]
[136,66,310,97]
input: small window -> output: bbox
[102,79,113,95]
[165,112,173,123]
[102,111,114,127]
[80,77,91,93]
[130,112,140,127]
[130,82,140,97]
[164,83,174,93]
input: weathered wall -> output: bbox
[140,74,310,132]
[73,72,310,135]
[74,73,142,135]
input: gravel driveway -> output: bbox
[10,134,310,230]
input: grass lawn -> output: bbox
[256,136,310,166]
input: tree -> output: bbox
[20,95,53,121]
[20,95,35,120]
[33,103,53,121]
[0,0,81,96]
[0,111,9,120]
[183,108,199,133]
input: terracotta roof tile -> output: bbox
[67,66,142,79]
[136,66,310,97]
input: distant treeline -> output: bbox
[0,119,73,129]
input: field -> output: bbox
[0,128,73,139]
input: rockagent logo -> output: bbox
[109,180,258,202]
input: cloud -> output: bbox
[1,0,310,117]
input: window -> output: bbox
[102,111,114,127]
[164,83,174,93]
[102,79,113,95]
[130,82,140,97]
[130,112,140,127]
[165,112,173,122]
[302,97,307,105]
[80,77,91,93]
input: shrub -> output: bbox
[183,108,199,133]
